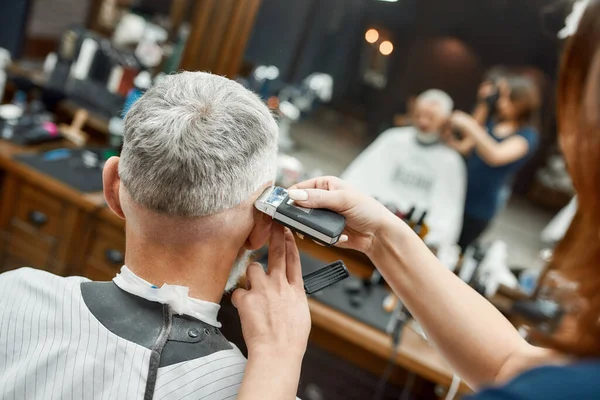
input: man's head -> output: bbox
[413,89,454,139]
[103,71,278,292]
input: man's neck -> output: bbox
[123,234,240,303]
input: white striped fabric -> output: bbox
[0,268,247,400]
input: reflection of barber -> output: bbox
[342,90,466,246]
[444,77,541,249]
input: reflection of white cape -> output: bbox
[342,127,466,246]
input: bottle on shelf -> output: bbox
[402,206,416,223]
[123,71,152,116]
[413,210,429,239]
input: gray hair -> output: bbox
[119,71,278,217]
[416,89,454,116]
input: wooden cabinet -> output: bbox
[80,217,125,281]
[0,173,83,275]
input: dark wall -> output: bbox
[244,0,370,102]
[244,0,313,80]
[290,0,365,96]
[0,0,32,57]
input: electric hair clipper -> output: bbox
[255,186,346,246]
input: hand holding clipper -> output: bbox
[255,186,346,246]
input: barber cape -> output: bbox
[0,267,248,400]
[342,127,466,246]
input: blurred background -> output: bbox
[0,0,581,399]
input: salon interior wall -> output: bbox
[243,0,418,120]
[244,0,368,103]
[1,0,92,59]
[243,1,558,116]
[27,0,91,39]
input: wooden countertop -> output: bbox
[0,140,106,212]
[296,238,471,394]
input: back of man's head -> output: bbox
[119,71,278,217]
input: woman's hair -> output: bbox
[548,0,600,357]
[506,75,541,127]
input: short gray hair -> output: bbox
[119,71,278,217]
[416,89,454,116]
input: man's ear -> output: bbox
[103,157,125,219]
[244,210,272,251]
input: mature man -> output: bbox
[0,72,282,399]
[342,89,466,247]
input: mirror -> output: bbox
[236,0,573,280]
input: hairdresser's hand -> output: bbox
[288,177,395,255]
[478,81,496,102]
[232,225,310,359]
[450,110,476,132]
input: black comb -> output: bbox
[303,260,350,295]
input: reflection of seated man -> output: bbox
[0,72,278,399]
[342,89,466,246]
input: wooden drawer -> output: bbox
[82,220,125,281]
[9,218,57,255]
[0,178,82,276]
[13,184,65,239]
[0,231,51,272]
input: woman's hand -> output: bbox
[477,81,497,102]
[288,176,397,255]
[232,224,310,359]
[450,110,476,132]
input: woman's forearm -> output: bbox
[461,118,501,161]
[238,351,303,400]
[367,218,533,388]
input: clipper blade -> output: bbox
[303,260,349,295]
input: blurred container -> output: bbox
[276,154,304,188]
[0,48,10,103]
[519,269,541,296]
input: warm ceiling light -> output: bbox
[365,29,379,44]
[379,40,393,55]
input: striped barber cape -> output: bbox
[0,267,248,400]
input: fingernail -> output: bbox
[288,189,308,201]
[338,235,349,243]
